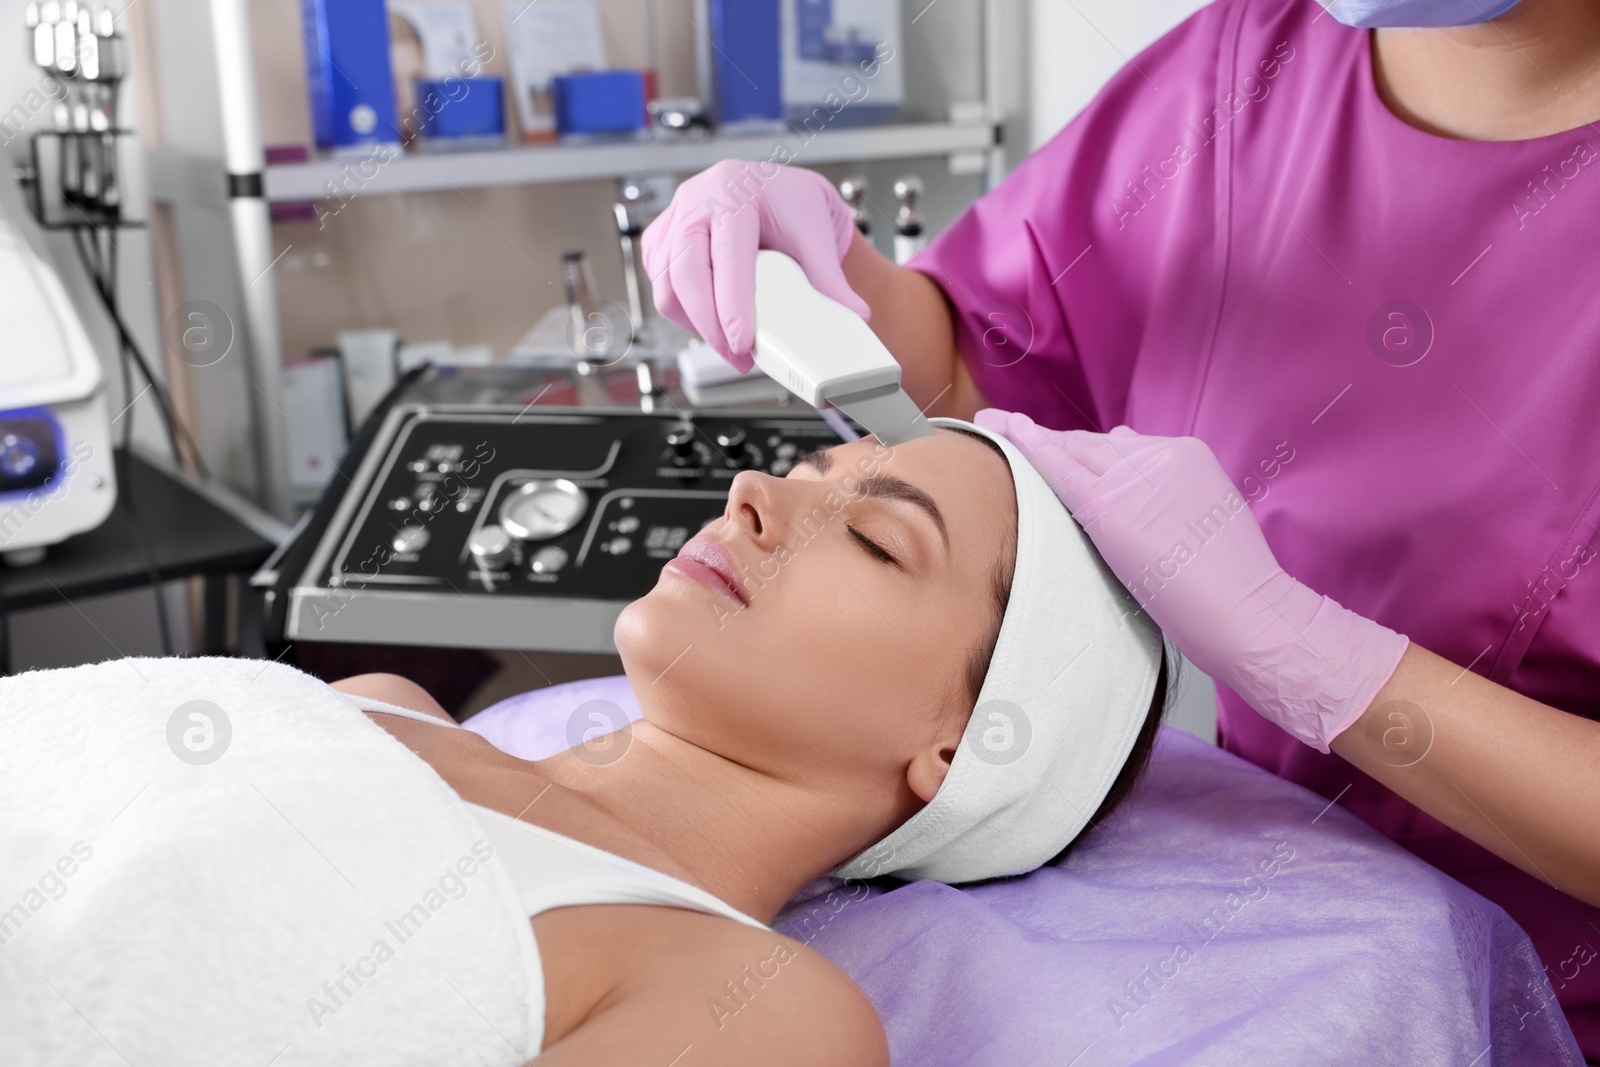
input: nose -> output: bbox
[724,469,793,552]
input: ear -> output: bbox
[906,742,958,803]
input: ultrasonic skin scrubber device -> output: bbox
[751,250,936,447]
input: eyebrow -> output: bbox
[800,448,950,554]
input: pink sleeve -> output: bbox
[909,0,1244,430]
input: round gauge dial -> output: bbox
[499,479,589,541]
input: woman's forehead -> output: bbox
[828,430,1015,533]
[835,427,1008,477]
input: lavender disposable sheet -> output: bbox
[468,675,1581,1066]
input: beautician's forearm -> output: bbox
[839,231,987,420]
[1329,642,1600,907]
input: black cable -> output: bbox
[112,450,175,656]
[0,567,10,676]
[69,226,177,656]
[84,227,135,452]
[107,227,133,451]
[74,220,102,277]
[79,228,172,459]
[73,227,143,456]
[68,228,210,480]
[102,227,174,654]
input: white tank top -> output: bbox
[344,696,769,931]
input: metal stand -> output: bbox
[143,0,1025,522]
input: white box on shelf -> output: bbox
[677,341,788,406]
[396,341,496,371]
[282,355,349,494]
[502,0,607,141]
[451,344,494,365]
[391,2,481,78]
[397,340,454,372]
[337,329,398,428]
[782,0,903,127]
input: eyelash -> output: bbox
[847,524,900,568]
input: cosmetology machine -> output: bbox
[262,251,932,654]
[1,0,142,565]
[0,215,117,565]
[262,388,851,653]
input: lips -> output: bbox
[667,535,749,607]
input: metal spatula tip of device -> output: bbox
[832,387,937,448]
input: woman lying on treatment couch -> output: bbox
[1,419,1168,1067]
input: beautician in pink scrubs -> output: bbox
[644,0,1600,1054]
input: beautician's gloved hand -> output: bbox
[975,409,1410,754]
[641,162,871,372]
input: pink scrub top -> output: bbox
[911,0,1600,1052]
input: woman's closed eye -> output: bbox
[848,524,902,568]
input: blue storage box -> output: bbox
[551,71,647,135]
[300,0,398,149]
[414,76,505,139]
[703,0,782,126]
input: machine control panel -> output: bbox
[275,406,853,653]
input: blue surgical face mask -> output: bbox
[1320,0,1522,28]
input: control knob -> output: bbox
[468,524,514,569]
[665,422,697,464]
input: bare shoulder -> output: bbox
[667,918,888,1066]
[534,904,888,1067]
[331,673,455,721]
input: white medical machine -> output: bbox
[751,249,935,446]
[0,215,117,565]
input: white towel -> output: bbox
[0,657,543,1066]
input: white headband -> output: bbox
[835,418,1162,884]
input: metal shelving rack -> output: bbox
[149,120,1001,204]
[143,0,1026,519]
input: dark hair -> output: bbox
[948,426,1172,866]
[946,427,1020,718]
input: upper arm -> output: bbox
[944,344,990,421]
[904,5,1236,432]
[535,926,887,1067]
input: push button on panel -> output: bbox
[392,525,430,554]
[531,545,569,574]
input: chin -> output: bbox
[614,592,705,726]
[614,583,702,686]
[612,596,656,679]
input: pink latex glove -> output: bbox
[975,409,1409,754]
[641,161,871,372]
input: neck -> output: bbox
[1371,0,1600,140]
[532,720,883,924]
